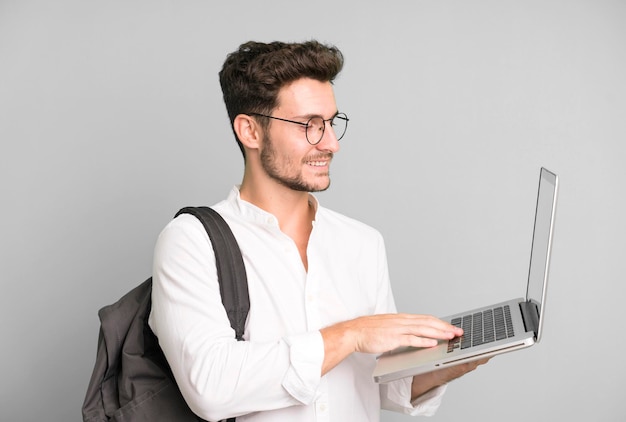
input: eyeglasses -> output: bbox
[248,112,349,145]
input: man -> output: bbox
[149,40,487,421]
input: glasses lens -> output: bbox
[305,114,349,144]
[331,113,348,141]
[306,117,325,145]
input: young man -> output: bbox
[149,40,487,421]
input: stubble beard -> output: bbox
[260,134,332,193]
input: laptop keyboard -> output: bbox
[447,305,515,353]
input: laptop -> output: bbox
[373,167,558,383]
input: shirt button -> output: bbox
[316,401,328,413]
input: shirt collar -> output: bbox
[226,186,320,225]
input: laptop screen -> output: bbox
[525,168,558,341]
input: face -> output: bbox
[258,78,341,193]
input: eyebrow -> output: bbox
[293,111,340,121]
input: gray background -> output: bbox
[1,1,624,421]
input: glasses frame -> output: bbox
[248,112,349,145]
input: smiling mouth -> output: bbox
[305,154,333,167]
[307,160,329,167]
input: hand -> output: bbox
[348,313,463,354]
[320,313,462,375]
[411,357,491,399]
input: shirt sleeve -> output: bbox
[373,234,448,415]
[380,379,448,416]
[148,214,324,421]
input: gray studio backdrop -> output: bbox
[1,1,624,421]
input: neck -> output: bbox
[240,176,316,271]
[239,176,314,227]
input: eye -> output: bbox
[307,117,325,131]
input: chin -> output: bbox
[310,180,331,193]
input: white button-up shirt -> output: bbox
[149,187,446,421]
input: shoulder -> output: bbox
[158,212,209,242]
[159,200,233,240]
[154,211,221,267]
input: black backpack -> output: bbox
[82,207,249,422]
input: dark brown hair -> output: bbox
[219,40,344,157]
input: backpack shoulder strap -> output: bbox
[175,206,249,340]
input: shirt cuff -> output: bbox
[409,384,447,416]
[281,330,324,405]
[380,377,447,416]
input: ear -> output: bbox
[233,114,263,151]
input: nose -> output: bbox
[317,122,340,153]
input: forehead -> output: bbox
[275,78,337,117]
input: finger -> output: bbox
[402,323,461,341]
[463,357,491,372]
[396,314,464,336]
[401,335,439,348]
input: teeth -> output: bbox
[305,155,332,167]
